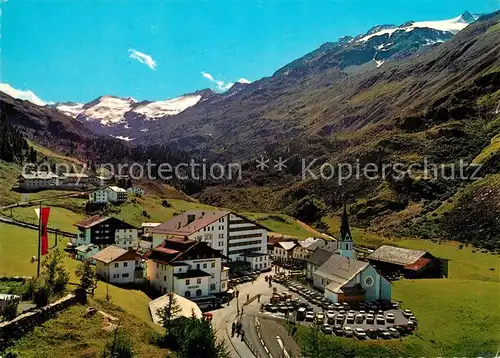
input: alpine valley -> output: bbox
[1,11,499,250]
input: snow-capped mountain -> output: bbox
[46,11,480,141]
[276,11,481,76]
[53,89,219,139]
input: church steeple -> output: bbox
[340,204,352,242]
[339,204,354,258]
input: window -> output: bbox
[122,273,129,278]
[218,233,224,239]
[197,278,201,284]
[211,263,215,268]
[222,283,225,289]
[203,263,207,269]
[114,263,119,268]
[210,283,216,290]
[196,289,202,297]
[196,264,200,269]
[123,262,128,267]
[164,276,166,282]
[186,279,190,285]
[185,291,191,298]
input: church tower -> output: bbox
[338,204,354,258]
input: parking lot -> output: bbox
[262,275,418,340]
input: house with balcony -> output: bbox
[92,245,144,284]
[149,210,270,271]
[144,237,229,307]
[73,216,138,249]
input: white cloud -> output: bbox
[128,49,157,70]
[201,71,234,91]
[0,83,48,106]
[237,78,251,84]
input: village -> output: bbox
[0,174,453,357]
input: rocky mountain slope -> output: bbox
[50,12,481,143]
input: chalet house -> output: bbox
[144,238,229,306]
[127,186,145,196]
[92,245,144,284]
[367,245,447,278]
[88,186,127,204]
[72,216,138,249]
[273,241,297,263]
[150,210,269,270]
[75,244,100,263]
[292,238,326,263]
[58,173,89,187]
[18,171,59,190]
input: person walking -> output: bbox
[231,322,236,337]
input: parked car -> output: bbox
[386,312,395,323]
[355,314,364,323]
[336,314,345,324]
[366,328,378,339]
[394,325,409,335]
[376,314,385,324]
[333,325,344,336]
[297,307,307,321]
[343,326,354,337]
[377,328,392,339]
[322,324,333,334]
[392,301,399,309]
[388,327,400,338]
[354,328,367,339]
[326,311,336,324]
[366,314,375,324]
[402,309,413,318]
[333,303,342,310]
[305,311,315,321]
[346,314,355,323]
[315,312,325,323]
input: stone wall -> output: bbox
[0,294,77,351]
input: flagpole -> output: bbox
[37,202,42,277]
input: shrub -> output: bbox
[1,297,19,320]
[33,281,51,307]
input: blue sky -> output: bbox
[1,0,498,103]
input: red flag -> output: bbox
[40,207,50,255]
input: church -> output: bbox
[311,206,392,304]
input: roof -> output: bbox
[404,257,432,271]
[142,223,162,228]
[74,215,110,229]
[173,269,212,279]
[144,239,225,264]
[108,186,127,192]
[74,216,136,230]
[92,245,140,263]
[149,292,202,325]
[20,171,58,180]
[75,244,98,253]
[151,210,230,236]
[367,245,428,266]
[315,255,369,293]
[298,238,325,251]
[61,173,89,178]
[323,240,340,253]
[307,248,336,267]
[276,241,296,251]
